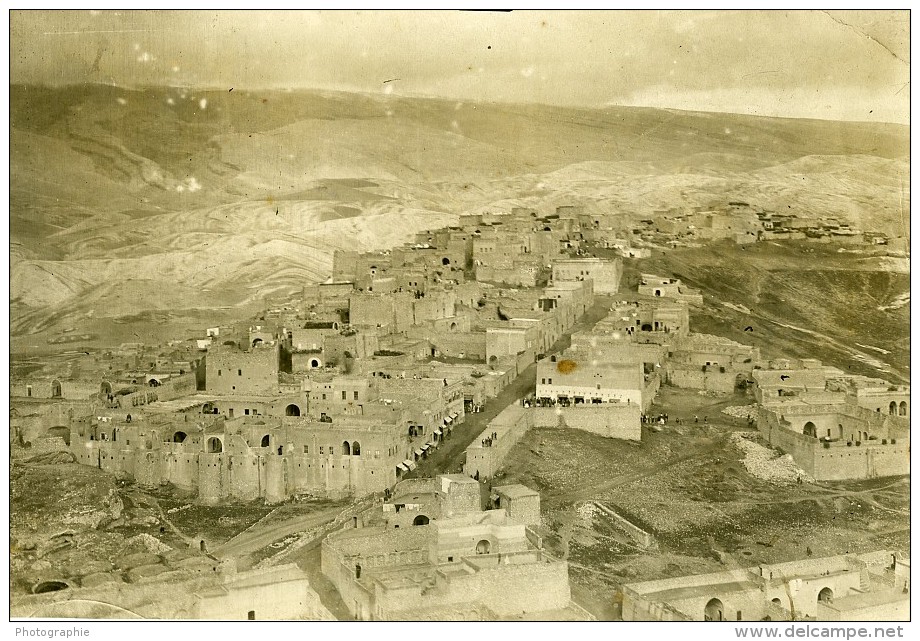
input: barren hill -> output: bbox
[10,83,909,342]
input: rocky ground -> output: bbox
[8,448,337,599]
[500,386,910,621]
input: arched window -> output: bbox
[475,539,491,554]
[889,401,898,415]
[173,431,187,443]
[442,257,451,266]
[803,422,817,438]
[261,434,270,448]
[252,338,264,348]
[352,441,361,456]
[285,404,301,416]
[818,587,833,604]
[899,401,907,416]
[413,515,429,526]
[207,437,223,453]
[51,380,62,398]
[342,441,351,456]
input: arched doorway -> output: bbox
[148,378,161,387]
[818,587,833,604]
[261,434,270,448]
[309,359,321,369]
[252,338,264,348]
[101,381,112,395]
[47,426,70,446]
[32,580,70,595]
[475,539,491,554]
[641,323,653,332]
[342,441,351,456]
[51,380,62,398]
[207,437,223,453]
[704,598,725,621]
[413,515,429,526]
[352,441,361,456]
[889,401,898,415]
[899,401,907,416]
[172,431,187,444]
[837,424,844,440]
[803,422,817,438]
[442,257,451,266]
[285,404,301,417]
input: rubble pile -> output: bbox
[731,433,813,485]
[722,405,756,421]
[124,533,172,555]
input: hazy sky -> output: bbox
[10,9,910,123]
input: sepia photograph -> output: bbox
[5,6,911,631]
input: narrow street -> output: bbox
[412,295,614,477]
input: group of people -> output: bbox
[480,431,498,448]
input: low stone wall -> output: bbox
[594,503,657,550]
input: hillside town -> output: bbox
[10,204,909,621]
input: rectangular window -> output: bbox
[319,446,324,454]
[541,378,545,384]
[244,409,250,415]
[322,393,326,400]
[548,378,553,384]
[354,391,359,400]
[238,369,242,376]
[303,445,308,454]
[329,447,334,455]
[374,450,380,458]
[218,370,222,376]
[26,386,32,397]
[342,390,347,401]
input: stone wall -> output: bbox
[667,367,738,394]
[206,346,279,395]
[756,406,908,480]
[464,407,533,479]
[430,332,487,360]
[534,405,641,440]
[373,553,571,619]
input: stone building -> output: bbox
[637,273,704,305]
[755,398,909,481]
[621,551,909,621]
[551,257,623,294]
[322,475,575,620]
[666,333,759,393]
